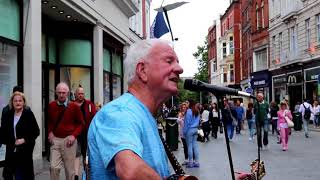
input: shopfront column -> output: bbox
[23,0,42,159]
[93,23,104,104]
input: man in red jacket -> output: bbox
[48,82,84,180]
[74,86,96,180]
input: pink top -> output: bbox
[277,109,293,128]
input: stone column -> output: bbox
[23,0,42,160]
[93,22,104,104]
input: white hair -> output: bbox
[56,82,70,92]
[124,39,172,85]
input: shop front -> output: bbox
[0,0,22,121]
[272,74,287,104]
[250,70,271,103]
[305,67,320,102]
[287,71,303,111]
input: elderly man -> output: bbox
[73,86,96,180]
[48,82,84,180]
[254,92,269,150]
[88,39,183,179]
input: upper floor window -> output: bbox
[229,64,234,82]
[272,36,276,61]
[279,33,283,62]
[306,18,311,48]
[223,42,227,57]
[229,36,234,54]
[289,25,298,57]
[317,14,320,43]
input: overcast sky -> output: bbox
[150,0,230,77]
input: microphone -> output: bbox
[184,79,255,99]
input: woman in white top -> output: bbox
[201,104,210,142]
[177,102,188,165]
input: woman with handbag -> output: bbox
[277,101,293,151]
[183,100,200,168]
[0,92,40,179]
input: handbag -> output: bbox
[284,110,294,128]
[197,128,204,137]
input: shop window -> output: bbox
[48,37,56,64]
[59,39,92,66]
[42,34,46,62]
[103,49,111,104]
[0,43,17,120]
[60,67,91,101]
[112,54,122,99]
[0,0,20,41]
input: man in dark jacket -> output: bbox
[254,92,269,150]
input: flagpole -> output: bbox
[163,8,174,42]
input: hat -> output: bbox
[13,86,23,93]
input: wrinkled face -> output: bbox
[257,94,264,102]
[143,42,183,98]
[13,95,24,111]
[75,88,85,102]
[56,84,69,103]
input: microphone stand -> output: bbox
[215,93,235,180]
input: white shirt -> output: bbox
[13,115,21,139]
[201,110,210,123]
[299,102,312,116]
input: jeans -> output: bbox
[302,118,309,136]
[257,118,269,148]
[314,115,319,127]
[247,118,255,139]
[186,128,199,162]
[226,123,234,140]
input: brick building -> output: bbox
[219,0,242,88]
[208,21,217,85]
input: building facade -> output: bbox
[219,0,242,88]
[208,21,217,85]
[250,0,271,102]
[0,0,150,159]
[269,0,320,110]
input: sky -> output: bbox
[150,0,230,77]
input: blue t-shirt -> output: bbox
[87,93,170,180]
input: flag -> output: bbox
[150,12,169,38]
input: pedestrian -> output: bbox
[48,82,84,180]
[222,98,236,141]
[299,99,312,138]
[177,102,188,165]
[277,101,293,151]
[311,100,320,128]
[270,101,279,135]
[201,104,211,142]
[183,100,200,168]
[95,102,102,111]
[73,86,96,180]
[209,102,219,139]
[87,39,183,179]
[254,92,270,150]
[246,102,255,141]
[0,92,40,179]
[235,100,244,134]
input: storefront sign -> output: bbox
[305,67,320,81]
[273,75,287,85]
[287,72,302,85]
[250,70,270,88]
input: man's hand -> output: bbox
[15,138,25,145]
[48,132,55,144]
[66,135,76,147]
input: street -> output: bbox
[173,129,320,180]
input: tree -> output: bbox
[177,36,209,104]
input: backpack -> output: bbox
[303,103,311,119]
